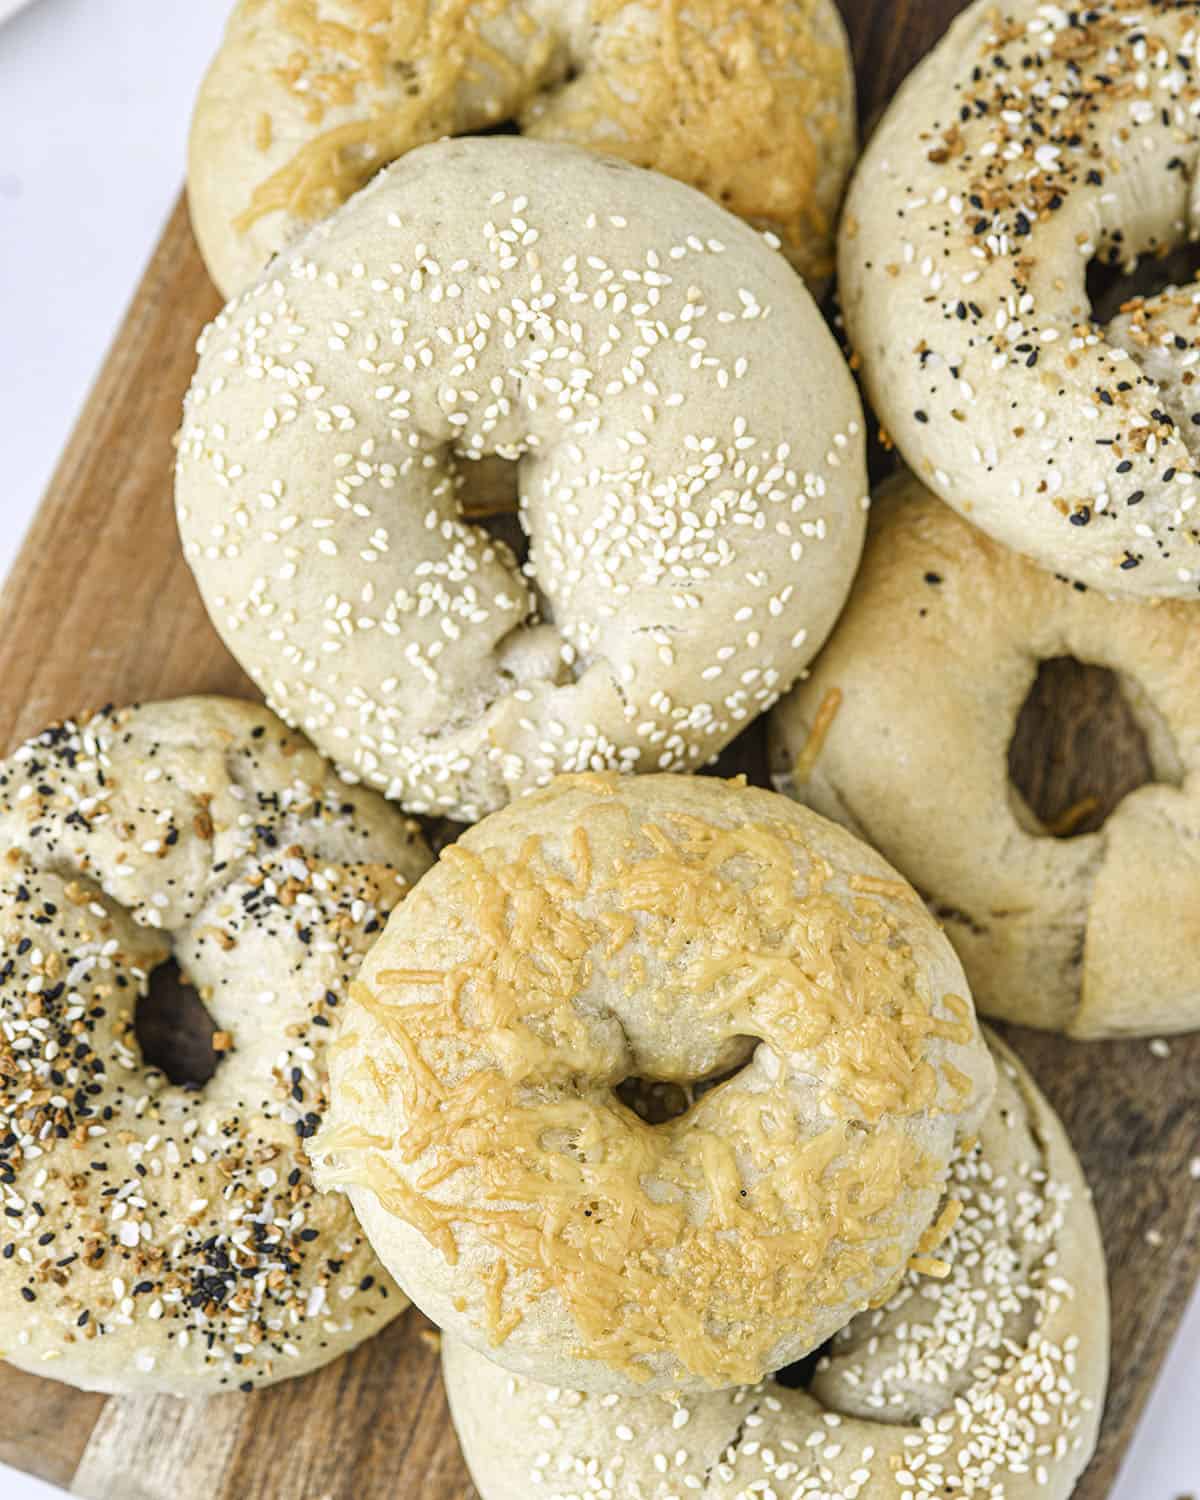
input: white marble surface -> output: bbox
[0,2,1196,1497]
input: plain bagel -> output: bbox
[771,472,1200,1038]
[189,0,856,298]
[0,699,432,1394]
[840,0,1200,597]
[176,137,869,822]
[443,1033,1109,1500]
[314,772,995,1395]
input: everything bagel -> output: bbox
[840,0,1200,597]
[189,0,856,297]
[771,473,1200,1038]
[0,699,431,1393]
[314,773,995,1395]
[177,138,869,821]
[443,1034,1108,1500]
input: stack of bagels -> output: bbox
[19,0,1200,1495]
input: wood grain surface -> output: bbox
[1,2,1197,1496]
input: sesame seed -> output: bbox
[176,141,865,820]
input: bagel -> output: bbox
[0,698,432,1394]
[176,137,869,822]
[770,471,1200,1038]
[313,772,995,1395]
[443,1033,1108,1500]
[840,0,1200,597]
[189,0,856,298]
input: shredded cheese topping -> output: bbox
[235,0,851,279]
[318,786,981,1386]
[793,684,843,783]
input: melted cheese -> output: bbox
[237,0,848,273]
[320,802,977,1385]
[792,685,843,783]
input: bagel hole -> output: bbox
[475,500,527,565]
[460,62,581,143]
[473,119,522,138]
[773,1336,835,1392]
[706,725,770,785]
[1007,657,1158,838]
[135,959,223,1089]
[1086,242,1200,326]
[615,1054,751,1125]
[455,457,566,634]
[455,455,530,568]
[614,1076,697,1124]
[456,455,520,524]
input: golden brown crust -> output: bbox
[189,0,856,296]
[317,772,994,1393]
[443,1033,1109,1500]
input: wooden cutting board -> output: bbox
[2,2,1197,1495]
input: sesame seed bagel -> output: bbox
[0,698,432,1394]
[189,0,856,299]
[770,471,1200,1039]
[442,1032,1108,1500]
[840,0,1200,597]
[176,137,868,822]
[314,772,995,1394]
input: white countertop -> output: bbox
[0,2,1196,1497]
